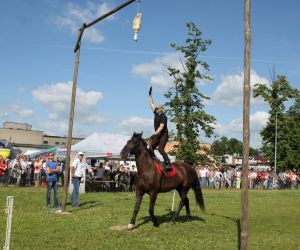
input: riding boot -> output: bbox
[164,160,172,171]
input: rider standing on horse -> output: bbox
[148,86,172,171]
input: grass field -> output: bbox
[0,187,299,250]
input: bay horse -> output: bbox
[120,132,205,229]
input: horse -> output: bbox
[120,132,205,229]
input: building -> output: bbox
[165,140,213,162]
[0,121,83,150]
[223,153,270,170]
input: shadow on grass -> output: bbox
[67,200,103,211]
[134,209,205,229]
[207,212,241,250]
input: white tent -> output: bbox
[71,132,175,162]
[71,132,130,158]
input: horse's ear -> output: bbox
[140,131,143,137]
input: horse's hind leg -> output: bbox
[171,189,188,224]
[149,192,159,227]
[185,197,192,220]
[176,188,192,220]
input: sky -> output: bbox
[0,0,299,148]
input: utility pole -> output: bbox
[61,0,137,213]
[241,0,251,249]
[273,112,278,187]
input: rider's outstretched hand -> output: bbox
[149,86,152,96]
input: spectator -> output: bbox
[33,155,42,187]
[199,165,208,188]
[104,160,111,172]
[71,152,85,207]
[0,155,7,186]
[10,154,22,186]
[119,166,130,192]
[58,161,65,186]
[96,162,105,179]
[290,171,298,189]
[45,153,60,208]
[235,169,241,189]
[129,165,137,191]
[85,159,93,178]
[214,168,223,189]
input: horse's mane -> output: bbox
[140,137,159,162]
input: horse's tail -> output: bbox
[192,175,205,212]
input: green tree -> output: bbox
[164,22,216,165]
[280,94,300,170]
[253,75,299,171]
[211,136,259,161]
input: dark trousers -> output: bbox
[150,131,170,163]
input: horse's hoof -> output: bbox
[153,221,159,227]
[127,224,135,230]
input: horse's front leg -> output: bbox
[128,189,144,230]
[149,192,159,227]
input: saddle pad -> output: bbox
[155,162,177,178]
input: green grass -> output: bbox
[0,187,299,250]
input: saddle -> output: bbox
[154,161,176,178]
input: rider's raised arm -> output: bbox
[149,95,155,112]
[148,87,155,112]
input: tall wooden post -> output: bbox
[241,0,251,249]
[60,0,137,212]
[61,40,81,213]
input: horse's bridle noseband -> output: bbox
[123,138,140,156]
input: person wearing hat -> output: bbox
[148,86,171,171]
[70,152,85,207]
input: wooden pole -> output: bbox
[61,41,81,213]
[241,0,251,249]
[60,0,137,212]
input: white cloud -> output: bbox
[9,105,34,119]
[41,120,69,134]
[133,52,213,89]
[0,111,8,119]
[212,111,269,148]
[32,81,105,134]
[212,70,269,106]
[53,2,115,44]
[132,53,183,89]
[250,111,269,132]
[119,116,153,136]
[18,109,34,118]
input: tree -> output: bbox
[280,94,300,170]
[210,136,259,160]
[164,22,216,165]
[253,75,299,171]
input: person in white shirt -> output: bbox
[71,152,85,207]
[104,160,111,172]
[199,166,208,188]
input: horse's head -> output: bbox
[120,132,143,161]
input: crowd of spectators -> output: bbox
[2,153,299,192]
[86,161,137,192]
[0,153,65,187]
[196,165,300,190]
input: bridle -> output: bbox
[122,138,141,157]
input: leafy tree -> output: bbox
[164,22,216,165]
[280,94,300,170]
[210,136,259,160]
[253,75,299,171]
